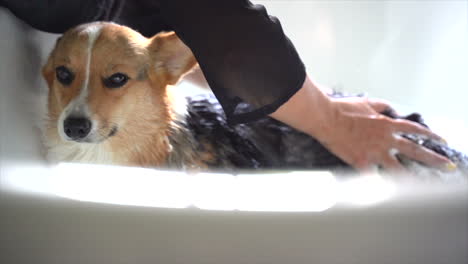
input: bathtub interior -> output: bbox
[1,2,468,263]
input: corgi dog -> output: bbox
[42,22,468,177]
[42,22,199,168]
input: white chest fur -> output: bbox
[45,139,116,165]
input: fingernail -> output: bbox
[441,138,448,145]
[445,162,457,171]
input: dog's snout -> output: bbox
[64,117,92,140]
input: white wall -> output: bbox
[257,0,468,121]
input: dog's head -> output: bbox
[42,22,196,148]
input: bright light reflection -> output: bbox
[338,175,396,206]
[2,163,396,211]
[51,164,191,208]
[235,172,337,212]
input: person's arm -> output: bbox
[270,76,456,171]
[159,0,307,124]
[183,65,455,171]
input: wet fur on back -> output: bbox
[179,94,468,180]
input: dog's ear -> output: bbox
[149,32,197,85]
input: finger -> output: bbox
[380,152,407,172]
[355,164,380,175]
[349,158,378,174]
[392,119,444,142]
[367,98,398,116]
[395,138,452,168]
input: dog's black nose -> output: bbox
[64,117,92,140]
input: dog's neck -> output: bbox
[108,93,201,168]
[165,118,202,169]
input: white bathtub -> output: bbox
[1,2,467,263]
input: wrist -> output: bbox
[301,87,337,141]
[270,76,336,140]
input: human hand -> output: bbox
[270,76,456,173]
[316,96,455,172]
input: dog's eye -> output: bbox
[56,66,74,86]
[104,73,129,88]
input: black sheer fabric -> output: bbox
[2,0,306,124]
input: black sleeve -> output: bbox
[1,0,116,33]
[0,0,172,36]
[2,0,306,125]
[159,0,306,124]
